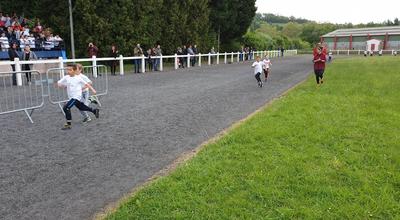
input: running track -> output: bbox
[0,55,313,220]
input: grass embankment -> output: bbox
[106,57,400,219]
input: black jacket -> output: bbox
[8,49,20,61]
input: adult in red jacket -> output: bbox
[313,47,326,85]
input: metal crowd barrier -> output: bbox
[46,65,108,114]
[0,70,45,123]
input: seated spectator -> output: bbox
[0,14,4,27]
[4,15,11,28]
[0,13,5,22]
[0,33,10,51]
[34,21,43,33]
[19,35,29,49]
[27,34,35,49]
[22,26,29,36]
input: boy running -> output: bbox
[57,64,99,130]
[262,55,272,82]
[76,64,93,123]
[313,47,326,85]
[251,56,263,88]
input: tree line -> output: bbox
[244,13,400,50]
[0,0,256,58]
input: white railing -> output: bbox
[0,50,298,86]
[329,49,399,56]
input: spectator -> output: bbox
[109,45,118,75]
[183,45,188,67]
[210,46,216,64]
[145,48,154,72]
[177,47,184,68]
[187,45,195,67]
[133,43,143,73]
[280,47,285,57]
[0,33,9,51]
[154,44,162,71]
[21,45,38,84]
[87,42,98,57]
[8,43,19,85]
[193,44,198,66]
[5,14,11,28]
[35,21,43,33]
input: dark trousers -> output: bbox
[255,72,261,83]
[314,69,324,84]
[23,65,32,82]
[134,59,141,73]
[110,62,117,75]
[63,98,94,121]
[11,65,17,85]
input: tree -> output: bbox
[210,0,257,51]
[282,22,302,38]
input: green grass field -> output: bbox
[105,57,400,219]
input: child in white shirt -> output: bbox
[57,64,99,130]
[251,56,263,88]
[262,56,272,82]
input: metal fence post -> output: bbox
[208,53,211,65]
[119,55,124,75]
[160,55,163,71]
[141,55,145,73]
[224,52,227,64]
[187,54,191,68]
[174,54,178,69]
[92,55,98,78]
[237,52,240,62]
[231,52,234,63]
[58,57,64,77]
[216,52,220,65]
[198,54,202,67]
[15,58,22,86]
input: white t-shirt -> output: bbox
[252,61,263,75]
[262,59,271,69]
[58,75,88,100]
[77,73,92,92]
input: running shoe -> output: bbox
[61,123,71,130]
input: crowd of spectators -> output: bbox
[0,12,63,52]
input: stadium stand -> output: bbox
[0,12,66,60]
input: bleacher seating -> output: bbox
[0,13,66,60]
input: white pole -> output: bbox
[216,52,220,65]
[198,54,202,67]
[141,55,145,73]
[237,52,240,62]
[224,52,227,64]
[174,54,178,70]
[58,57,64,77]
[15,58,22,86]
[119,55,124,75]
[208,53,211,66]
[92,55,97,78]
[159,55,163,72]
[231,52,234,63]
[187,54,190,68]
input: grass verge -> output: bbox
[105,57,400,219]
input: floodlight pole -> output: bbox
[69,0,76,59]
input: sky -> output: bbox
[256,0,400,24]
